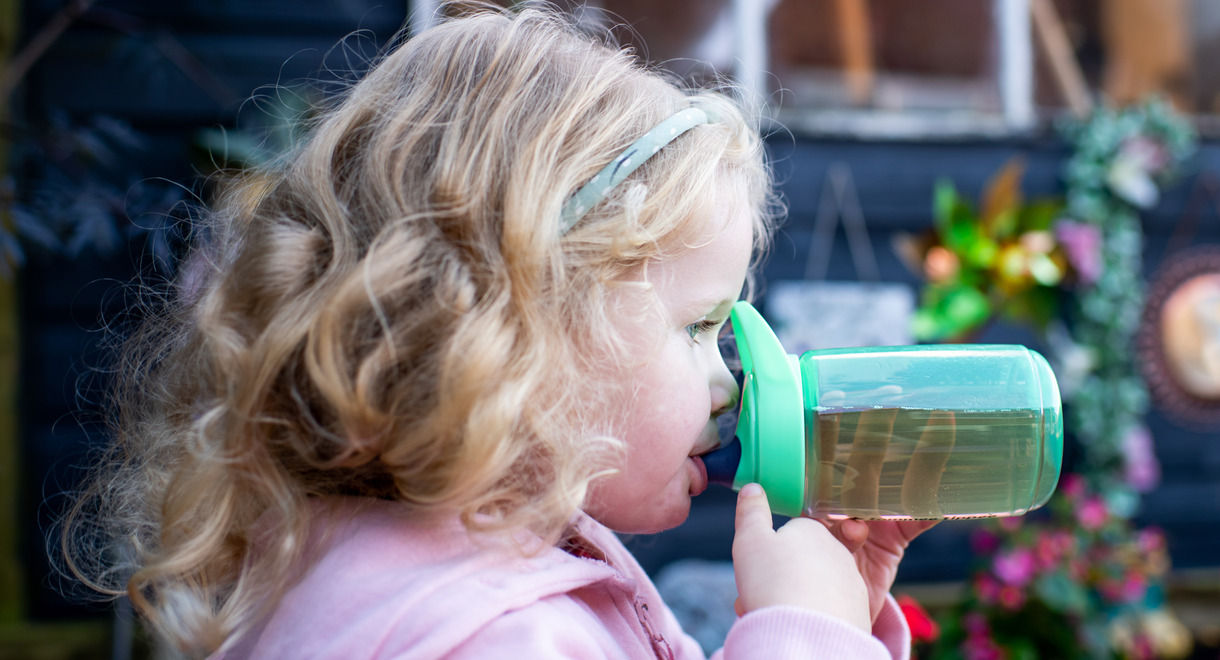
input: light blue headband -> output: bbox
[559,106,712,234]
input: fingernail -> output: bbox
[740,483,762,498]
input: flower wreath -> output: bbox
[916,98,1198,660]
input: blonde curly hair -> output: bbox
[65,4,774,655]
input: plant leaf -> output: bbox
[981,158,1025,235]
[944,285,992,333]
[0,230,24,276]
[911,307,944,342]
[65,190,121,256]
[1019,199,1063,232]
[965,236,999,269]
[11,205,61,251]
[933,179,959,227]
[913,283,992,341]
[1034,570,1089,615]
[891,231,936,277]
[941,196,984,258]
[91,116,146,152]
[195,128,273,170]
[989,208,1019,240]
[1005,287,1060,328]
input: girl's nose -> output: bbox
[710,353,739,417]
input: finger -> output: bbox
[734,597,746,617]
[820,517,869,554]
[843,408,896,514]
[838,519,870,553]
[901,410,954,518]
[896,518,940,541]
[734,483,774,537]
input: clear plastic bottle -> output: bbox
[704,302,1063,520]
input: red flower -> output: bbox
[897,594,940,643]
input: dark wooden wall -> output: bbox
[15,0,410,619]
[14,0,1220,623]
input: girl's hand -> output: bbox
[823,517,938,623]
[731,483,871,634]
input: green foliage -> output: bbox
[193,84,318,171]
[907,159,1069,341]
[1057,98,1196,502]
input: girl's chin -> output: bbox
[591,499,692,535]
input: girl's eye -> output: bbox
[686,319,721,344]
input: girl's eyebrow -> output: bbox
[698,298,736,318]
[675,297,732,325]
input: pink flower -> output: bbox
[1076,496,1109,531]
[1059,473,1086,501]
[1119,136,1170,173]
[1054,531,1078,557]
[993,549,1036,587]
[1121,572,1147,603]
[964,612,991,637]
[998,516,1023,533]
[998,585,1026,611]
[1054,220,1103,286]
[972,528,1002,555]
[974,573,1001,605]
[1034,531,1068,569]
[1137,528,1165,554]
[964,638,1007,660]
[1099,573,1145,604]
[962,613,1008,660]
[964,641,1007,660]
[1122,425,1161,492]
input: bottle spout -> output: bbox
[703,438,742,488]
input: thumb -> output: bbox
[733,483,773,539]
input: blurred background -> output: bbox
[2,1,1219,658]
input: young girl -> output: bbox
[67,5,933,658]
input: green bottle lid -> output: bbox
[730,301,807,517]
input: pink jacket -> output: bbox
[220,497,910,659]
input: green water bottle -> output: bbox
[704,302,1063,520]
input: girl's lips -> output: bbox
[688,456,708,496]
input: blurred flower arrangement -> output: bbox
[901,158,1073,342]
[908,98,1198,660]
[1057,98,1196,511]
[928,476,1191,659]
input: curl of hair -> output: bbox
[63,5,775,655]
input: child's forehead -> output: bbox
[676,178,756,248]
[642,199,752,290]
